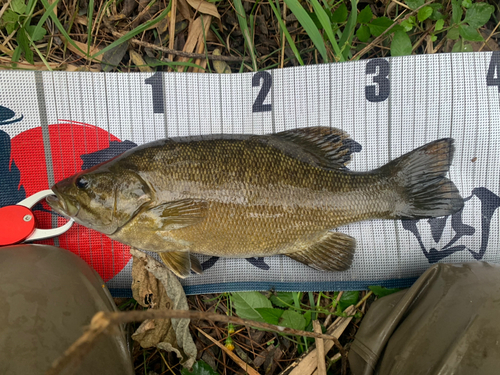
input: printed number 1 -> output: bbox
[365,59,390,103]
[145,72,164,114]
[487,51,500,93]
[252,71,272,112]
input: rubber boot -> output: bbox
[0,244,134,375]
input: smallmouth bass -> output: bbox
[47,127,464,277]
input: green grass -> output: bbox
[1,0,498,71]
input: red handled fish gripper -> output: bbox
[0,190,74,246]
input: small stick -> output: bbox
[391,0,412,10]
[103,18,249,62]
[0,0,13,21]
[313,321,326,375]
[196,327,260,375]
[168,0,177,63]
[479,21,500,52]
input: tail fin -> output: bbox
[381,138,464,219]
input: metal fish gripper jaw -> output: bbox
[0,190,74,246]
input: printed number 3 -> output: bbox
[365,59,390,103]
[252,71,272,112]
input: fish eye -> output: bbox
[76,177,89,189]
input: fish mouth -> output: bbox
[46,193,80,218]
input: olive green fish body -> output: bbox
[109,136,389,254]
[48,127,464,277]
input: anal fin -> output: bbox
[190,254,203,275]
[287,231,355,272]
[159,251,203,278]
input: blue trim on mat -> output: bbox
[109,288,135,298]
[109,277,418,298]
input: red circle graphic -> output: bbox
[10,122,132,281]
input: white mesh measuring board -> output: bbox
[1,51,500,297]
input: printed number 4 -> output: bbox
[252,71,272,112]
[487,51,500,93]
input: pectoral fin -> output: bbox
[287,231,355,271]
[159,251,203,278]
[139,198,208,230]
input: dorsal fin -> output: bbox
[262,127,361,169]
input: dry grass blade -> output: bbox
[64,39,102,62]
[168,0,177,63]
[177,14,212,71]
[313,320,326,375]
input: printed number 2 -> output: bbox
[365,59,390,103]
[145,72,164,114]
[487,51,500,93]
[252,71,272,112]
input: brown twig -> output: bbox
[479,21,500,52]
[47,308,347,375]
[102,17,249,62]
[168,0,177,63]
[0,0,14,21]
[123,32,250,62]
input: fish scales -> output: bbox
[117,138,388,255]
[47,127,464,277]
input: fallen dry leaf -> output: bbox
[193,14,212,72]
[177,15,211,71]
[129,50,153,72]
[101,41,129,72]
[186,0,220,18]
[212,48,231,74]
[65,39,103,62]
[177,0,194,21]
[130,248,197,369]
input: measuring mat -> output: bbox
[1,51,500,296]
